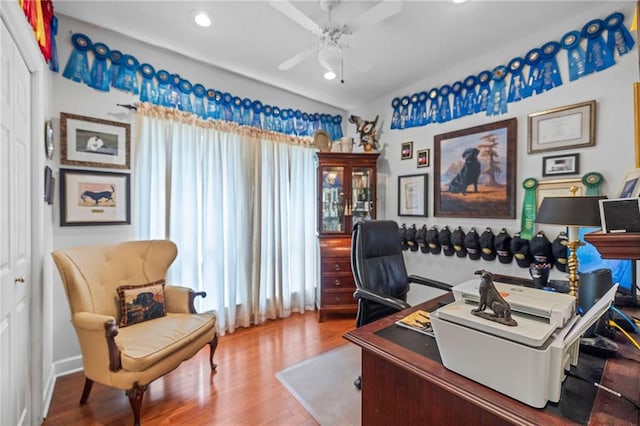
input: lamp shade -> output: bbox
[535,196,606,227]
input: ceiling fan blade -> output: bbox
[347,1,403,33]
[269,1,322,35]
[278,46,318,71]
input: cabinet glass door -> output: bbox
[321,166,345,233]
[351,167,374,223]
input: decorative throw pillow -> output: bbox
[117,279,166,327]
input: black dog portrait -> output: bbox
[447,147,481,195]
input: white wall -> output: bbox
[346,1,640,304]
[49,15,346,371]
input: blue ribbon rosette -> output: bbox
[221,92,233,121]
[408,93,420,128]
[524,48,544,97]
[156,70,171,107]
[251,101,264,128]
[178,79,193,113]
[332,115,343,139]
[507,57,526,102]
[240,98,252,126]
[417,91,428,126]
[390,97,401,129]
[313,113,322,134]
[109,50,123,88]
[206,89,221,120]
[486,65,508,116]
[451,82,465,119]
[231,96,243,124]
[167,74,181,108]
[560,31,587,81]
[138,63,157,104]
[49,15,59,72]
[192,84,206,118]
[582,19,615,74]
[475,70,492,113]
[301,112,310,136]
[604,12,635,57]
[463,76,477,115]
[273,107,283,132]
[281,109,292,134]
[292,109,303,135]
[438,85,452,123]
[62,33,92,84]
[539,41,563,91]
[399,96,410,129]
[89,42,111,91]
[263,105,274,130]
[320,114,330,134]
[427,89,439,124]
[114,55,140,94]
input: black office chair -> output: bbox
[350,220,452,389]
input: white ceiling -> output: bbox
[54,1,632,111]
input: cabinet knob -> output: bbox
[334,279,341,286]
[334,263,340,271]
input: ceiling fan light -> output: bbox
[194,12,212,27]
[324,70,337,80]
[318,44,342,72]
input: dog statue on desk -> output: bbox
[472,269,517,326]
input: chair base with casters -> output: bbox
[350,220,452,389]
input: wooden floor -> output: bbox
[44,312,356,426]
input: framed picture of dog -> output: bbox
[60,112,131,169]
[59,168,131,226]
[433,118,517,218]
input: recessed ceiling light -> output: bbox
[451,0,468,3]
[194,12,212,27]
[324,70,337,80]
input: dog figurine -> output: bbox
[81,185,115,205]
[447,147,481,195]
[472,269,517,326]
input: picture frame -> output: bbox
[59,168,131,226]
[434,118,517,218]
[527,100,596,154]
[398,173,428,217]
[60,112,131,169]
[535,177,586,208]
[615,168,640,198]
[542,153,580,177]
[401,141,413,160]
[417,149,430,168]
[634,82,640,168]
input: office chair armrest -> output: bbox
[353,288,410,311]
[408,275,453,292]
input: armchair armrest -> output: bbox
[165,285,207,314]
[73,312,121,372]
[353,288,410,311]
[408,275,453,292]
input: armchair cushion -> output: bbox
[117,280,167,327]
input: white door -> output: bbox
[0,19,31,426]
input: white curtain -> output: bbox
[134,106,318,334]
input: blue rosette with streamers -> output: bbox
[582,19,615,74]
[524,48,544,97]
[222,92,233,121]
[109,50,123,88]
[313,113,321,134]
[438,85,452,123]
[138,63,157,104]
[192,84,206,118]
[333,115,343,139]
[463,76,477,115]
[251,101,263,128]
[475,70,492,113]
[320,114,330,134]
[231,96,242,124]
[167,74,181,108]
[605,12,634,57]
[282,109,292,134]
[417,92,428,126]
[207,89,222,120]
[62,33,92,84]
[273,107,283,132]
[292,109,303,135]
[390,98,401,129]
[486,65,508,116]
[301,112,310,136]
[115,55,140,94]
[156,70,171,107]
[49,15,59,72]
[263,105,273,130]
[427,89,439,124]
[89,42,111,91]
[507,57,526,102]
[407,94,419,128]
[241,98,252,126]
[540,41,563,91]
[178,79,193,113]
[560,31,587,81]
[399,96,410,129]
[451,82,464,119]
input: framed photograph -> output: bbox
[542,153,580,177]
[417,149,430,168]
[60,112,131,169]
[398,174,428,217]
[615,168,640,198]
[635,83,640,168]
[527,100,596,154]
[59,168,131,226]
[535,177,586,208]
[434,118,517,218]
[401,141,413,160]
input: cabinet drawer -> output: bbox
[321,274,354,290]
[321,258,352,274]
[321,289,356,306]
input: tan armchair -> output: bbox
[52,240,218,426]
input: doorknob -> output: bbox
[14,276,25,284]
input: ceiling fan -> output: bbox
[269,0,403,80]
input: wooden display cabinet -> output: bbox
[316,152,379,321]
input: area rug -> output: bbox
[276,344,361,426]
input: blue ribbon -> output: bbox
[115,55,140,94]
[263,105,274,130]
[283,109,294,134]
[49,15,59,72]
[427,89,439,123]
[333,115,343,139]
[292,109,303,135]
[192,84,206,118]
[206,89,220,119]
[167,74,181,108]
[560,31,588,81]
[178,79,193,113]
[390,98,401,129]
[139,63,157,104]
[399,96,410,129]
[241,98,253,126]
[486,65,508,116]
[475,70,491,113]
[451,82,465,118]
[540,41,563,91]
[109,50,123,89]
[156,70,171,107]
[417,92,428,125]
[313,113,322,134]
[408,93,420,128]
[463,76,477,115]
[507,57,526,102]
[89,42,110,91]
[605,12,635,57]
[62,33,92,84]
[252,101,263,128]
[301,112,310,136]
[524,48,544,97]
[232,96,243,124]
[222,92,233,121]
[438,85,452,123]
[274,107,284,132]
[582,19,615,74]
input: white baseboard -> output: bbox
[42,356,83,418]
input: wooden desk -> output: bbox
[344,293,640,425]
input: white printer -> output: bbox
[431,278,618,408]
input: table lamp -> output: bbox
[534,188,606,299]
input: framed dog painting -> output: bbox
[59,168,131,226]
[433,118,517,218]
